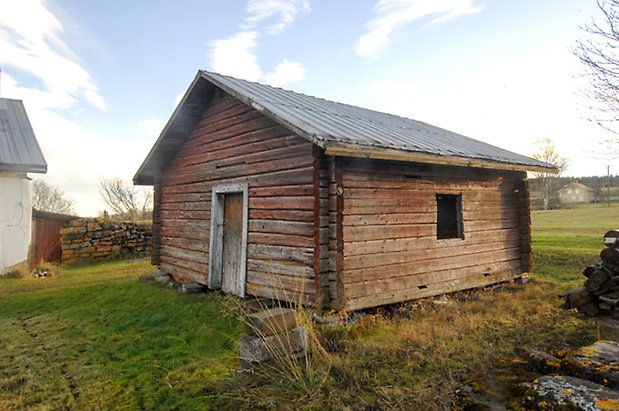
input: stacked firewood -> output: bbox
[563,230,619,318]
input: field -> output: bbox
[1,204,617,409]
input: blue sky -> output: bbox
[0,0,610,215]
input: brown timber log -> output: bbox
[563,287,594,309]
[601,247,619,267]
[584,264,614,292]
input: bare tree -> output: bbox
[99,177,153,221]
[32,180,76,214]
[531,138,569,210]
[573,0,619,134]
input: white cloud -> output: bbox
[138,119,164,137]
[208,0,309,87]
[244,0,311,34]
[264,59,306,87]
[2,72,151,216]
[209,31,263,82]
[0,0,105,110]
[174,90,186,107]
[355,0,485,58]
[364,47,612,177]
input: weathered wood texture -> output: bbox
[313,147,330,306]
[151,178,162,265]
[159,91,316,301]
[30,215,64,264]
[337,158,529,310]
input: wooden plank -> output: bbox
[519,179,532,272]
[161,222,210,239]
[164,236,209,253]
[344,269,523,311]
[334,157,346,308]
[250,184,314,197]
[247,259,313,277]
[245,283,315,304]
[164,150,314,186]
[344,201,521,215]
[344,237,521,270]
[160,201,211,212]
[175,123,293,164]
[160,244,208,264]
[160,253,207,274]
[344,212,435,226]
[160,192,211,204]
[344,227,521,256]
[250,196,314,210]
[343,187,517,201]
[160,210,211,221]
[345,259,522,300]
[343,168,517,181]
[344,197,521,209]
[163,166,314,194]
[152,179,162,265]
[465,218,522,231]
[176,137,309,173]
[246,271,316,295]
[343,223,435,242]
[344,247,522,284]
[328,143,548,173]
[248,232,313,248]
[313,147,323,303]
[247,244,313,265]
[249,209,314,222]
[161,263,208,285]
[248,220,314,237]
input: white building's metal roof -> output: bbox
[0,98,47,174]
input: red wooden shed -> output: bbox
[134,71,556,310]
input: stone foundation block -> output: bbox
[240,326,308,363]
[246,307,297,336]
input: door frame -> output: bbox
[208,183,249,297]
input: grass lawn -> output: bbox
[0,260,242,410]
[531,202,619,288]
[0,203,614,409]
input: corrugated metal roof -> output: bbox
[0,98,47,173]
[134,71,554,185]
[204,71,551,170]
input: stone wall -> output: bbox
[60,218,152,264]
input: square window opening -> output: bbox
[436,194,464,240]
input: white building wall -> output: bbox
[0,172,32,275]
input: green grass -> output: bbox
[0,260,243,410]
[0,203,612,409]
[531,202,619,290]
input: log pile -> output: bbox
[563,230,619,317]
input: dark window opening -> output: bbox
[436,194,463,240]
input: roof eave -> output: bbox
[0,163,47,174]
[324,142,559,174]
[133,71,206,186]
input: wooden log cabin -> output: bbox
[134,71,556,311]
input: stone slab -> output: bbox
[240,326,308,363]
[526,375,619,410]
[246,307,297,336]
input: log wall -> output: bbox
[158,91,317,302]
[337,158,529,310]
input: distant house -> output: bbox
[558,182,595,204]
[134,71,556,310]
[0,98,47,275]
